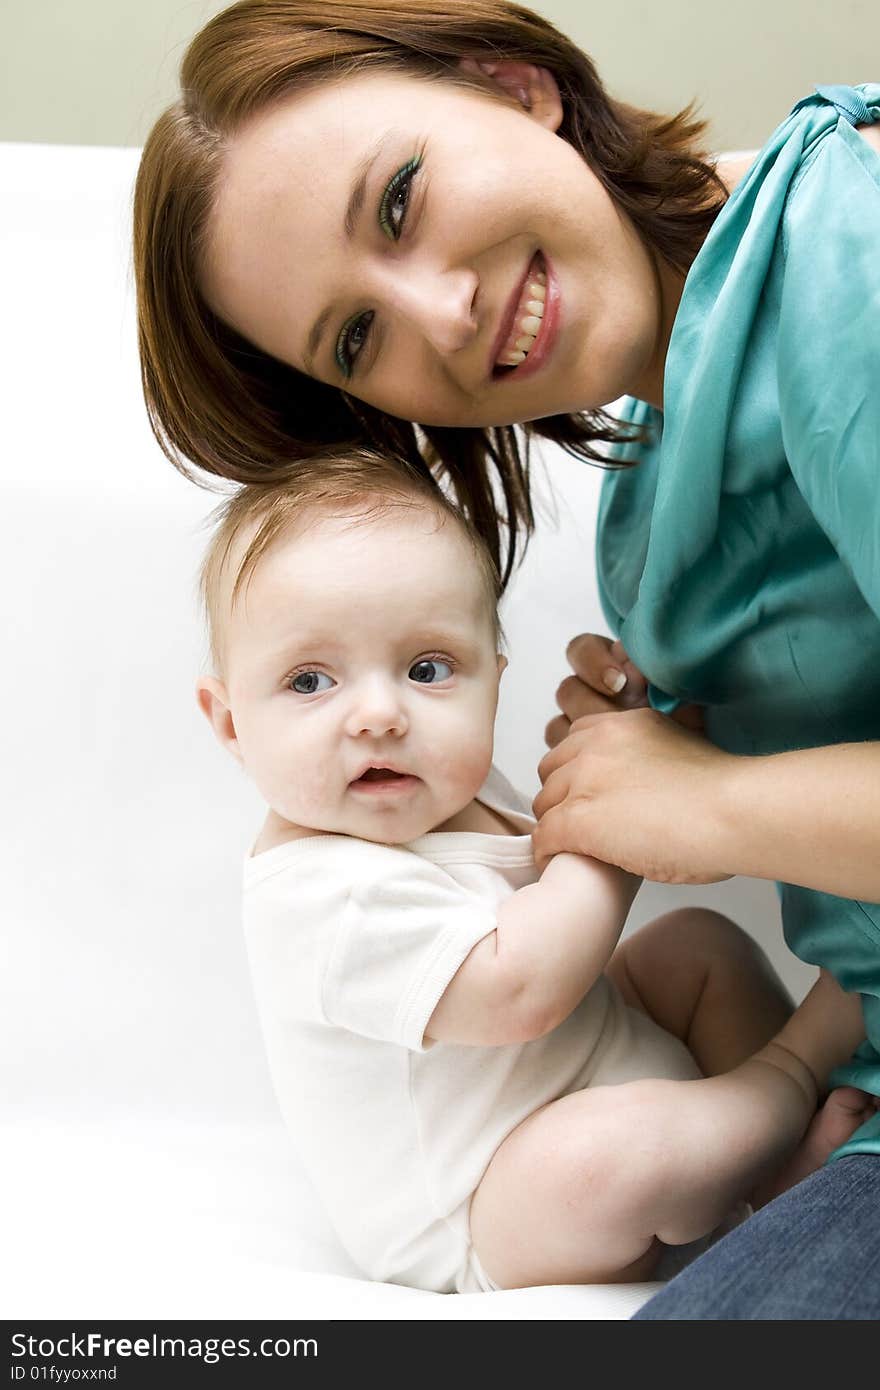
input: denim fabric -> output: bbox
[633,1156,880,1319]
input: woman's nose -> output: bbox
[345,678,409,738]
[387,264,479,356]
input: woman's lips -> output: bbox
[491,251,560,382]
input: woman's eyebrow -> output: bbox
[344,132,392,237]
[303,131,394,376]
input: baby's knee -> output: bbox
[649,906,767,966]
[551,1083,681,1217]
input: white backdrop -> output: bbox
[0,142,815,1319]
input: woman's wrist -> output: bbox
[683,742,751,881]
[709,748,768,880]
[711,742,880,898]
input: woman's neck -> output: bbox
[631,153,755,411]
[630,254,687,412]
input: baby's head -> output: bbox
[197,452,506,844]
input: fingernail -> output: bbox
[602,667,627,694]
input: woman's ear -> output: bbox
[196,675,243,766]
[458,57,563,132]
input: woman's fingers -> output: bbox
[544,713,571,749]
[672,702,705,732]
[531,800,589,869]
[555,672,619,722]
[532,759,574,818]
[546,633,651,750]
[566,632,624,692]
[564,633,649,707]
[609,639,648,702]
[537,722,593,788]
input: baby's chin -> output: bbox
[343,805,456,845]
[325,797,476,846]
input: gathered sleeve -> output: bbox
[777,122,880,620]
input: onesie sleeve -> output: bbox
[322,853,499,1052]
[777,124,880,619]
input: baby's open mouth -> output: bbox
[350,768,419,792]
[350,766,419,797]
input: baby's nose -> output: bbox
[345,680,409,737]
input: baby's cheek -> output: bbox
[435,721,495,797]
[286,763,335,818]
[259,752,331,823]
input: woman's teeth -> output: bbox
[496,268,547,368]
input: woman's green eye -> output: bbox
[335,310,374,378]
[334,153,423,378]
[379,155,422,240]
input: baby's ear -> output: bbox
[497,653,509,679]
[195,676,243,765]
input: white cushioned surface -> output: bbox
[0,142,814,1320]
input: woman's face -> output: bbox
[203,69,673,427]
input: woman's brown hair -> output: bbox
[133,0,727,585]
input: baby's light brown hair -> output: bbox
[200,449,504,674]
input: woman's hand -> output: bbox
[546,632,703,747]
[545,633,649,748]
[533,708,735,883]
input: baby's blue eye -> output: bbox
[409,659,452,684]
[290,671,334,695]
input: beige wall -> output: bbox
[3,0,877,150]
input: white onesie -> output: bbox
[243,766,699,1293]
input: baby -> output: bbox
[196,450,867,1293]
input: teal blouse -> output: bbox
[596,85,880,1159]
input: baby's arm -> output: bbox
[425,854,639,1045]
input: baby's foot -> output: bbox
[753,1087,877,1208]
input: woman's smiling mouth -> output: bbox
[490,251,560,382]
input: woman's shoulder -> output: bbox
[713,151,757,197]
[780,101,880,261]
[783,86,880,214]
[856,122,880,159]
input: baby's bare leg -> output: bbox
[471,973,865,1290]
[607,907,793,1074]
[610,911,870,1196]
[470,1056,814,1289]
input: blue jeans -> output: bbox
[633,1156,880,1319]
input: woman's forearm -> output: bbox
[718,742,880,900]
